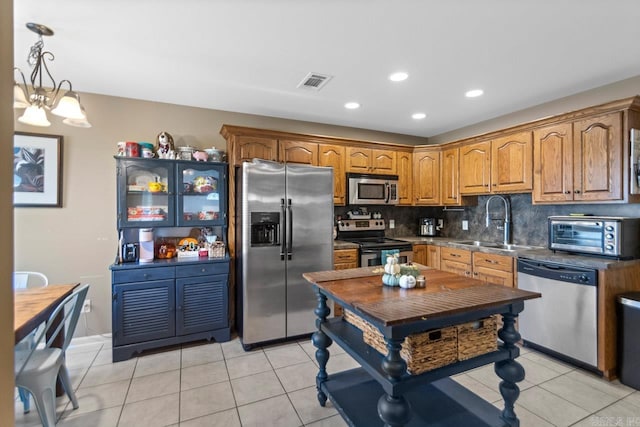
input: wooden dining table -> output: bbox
[14,283,80,396]
[14,283,80,344]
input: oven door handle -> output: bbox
[359,249,379,254]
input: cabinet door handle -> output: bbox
[201,268,206,273]
[450,253,460,258]
[574,189,581,194]
[485,259,498,264]
[564,190,571,194]
[473,272,478,276]
[492,184,497,187]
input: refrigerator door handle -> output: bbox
[280,198,286,261]
[287,199,293,260]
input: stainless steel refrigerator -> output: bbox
[236,159,333,349]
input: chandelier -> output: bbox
[13,23,91,128]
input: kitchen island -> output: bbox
[303,266,540,427]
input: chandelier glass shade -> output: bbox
[13,23,91,128]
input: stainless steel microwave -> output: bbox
[548,216,640,259]
[347,173,399,205]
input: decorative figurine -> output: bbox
[156,131,175,156]
[193,150,208,162]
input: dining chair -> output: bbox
[13,270,49,414]
[14,284,89,427]
[13,271,49,289]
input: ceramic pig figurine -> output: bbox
[193,151,208,162]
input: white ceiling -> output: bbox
[13,0,640,138]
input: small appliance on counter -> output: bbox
[138,228,154,263]
[548,215,640,259]
[418,217,437,236]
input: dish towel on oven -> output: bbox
[381,249,400,262]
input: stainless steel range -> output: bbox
[337,219,413,266]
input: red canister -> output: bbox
[125,141,140,157]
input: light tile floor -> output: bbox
[14,335,640,427]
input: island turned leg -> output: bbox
[312,290,332,407]
[495,309,524,427]
[378,338,411,427]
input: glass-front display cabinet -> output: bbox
[177,161,227,227]
[115,157,227,228]
[116,158,175,228]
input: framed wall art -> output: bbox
[13,132,63,207]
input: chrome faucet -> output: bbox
[485,195,511,245]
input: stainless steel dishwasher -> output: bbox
[517,258,598,370]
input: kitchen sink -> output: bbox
[449,240,538,251]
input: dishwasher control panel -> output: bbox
[517,259,597,286]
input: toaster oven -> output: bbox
[548,216,640,259]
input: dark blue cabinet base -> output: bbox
[112,328,231,362]
[111,259,231,362]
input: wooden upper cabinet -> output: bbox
[396,151,413,205]
[346,147,397,174]
[460,141,491,194]
[318,144,346,205]
[413,149,440,205]
[234,136,278,165]
[573,113,623,201]
[533,112,623,203]
[460,132,532,195]
[371,149,396,174]
[533,123,573,203]
[279,140,318,165]
[441,147,460,205]
[491,131,532,193]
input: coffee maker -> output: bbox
[418,218,437,236]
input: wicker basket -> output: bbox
[456,316,498,361]
[344,310,457,375]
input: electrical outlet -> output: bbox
[81,299,91,313]
[389,219,395,229]
[462,220,469,231]
[437,219,444,229]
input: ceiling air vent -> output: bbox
[297,72,333,91]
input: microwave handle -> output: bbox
[385,183,390,204]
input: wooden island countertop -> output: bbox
[303,265,540,327]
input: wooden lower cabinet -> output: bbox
[413,244,441,269]
[333,248,359,316]
[472,252,514,287]
[439,247,514,287]
[440,247,472,277]
[412,244,427,265]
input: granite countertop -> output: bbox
[333,240,360,250]
[394,236,640,270]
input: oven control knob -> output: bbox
[605,225,614,232]
[579,275,589,283]
[606,233,614,239]
[344,222,350,227]
[605,244,614,251]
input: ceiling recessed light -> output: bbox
[412,113,426,120]
[465,89,484,98]
[344,102,360,109]
[389,72,409,82]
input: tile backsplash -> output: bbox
[335,194,640,247]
